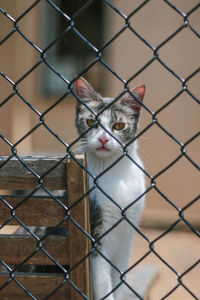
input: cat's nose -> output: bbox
[98,135,110,146]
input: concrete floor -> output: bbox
[131,228,200,300]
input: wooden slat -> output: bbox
[67,156,93,300]
[0,196,67,226]
[0,235,69,266]
[0,273,70,299]
[0,156,67,190]
[0,154,92,300]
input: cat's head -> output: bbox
[75,77,146,159]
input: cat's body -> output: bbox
[88,151,145,300]
[75,78,146,300]
[3,78,158,299]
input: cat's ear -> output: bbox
[75,77,94,99]
[75,77,97,109]
[121,85,146,114]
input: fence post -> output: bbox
[67,155,93,299]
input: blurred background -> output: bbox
[0,0,199,298]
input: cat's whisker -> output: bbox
[72,143,89,155]
[61,136,76,144]
[136,136,150,141]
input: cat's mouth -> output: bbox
[96,146,110,152]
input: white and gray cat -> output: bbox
[9,78,157,299]
[75,78,155,300]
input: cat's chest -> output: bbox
[88,158,145,209]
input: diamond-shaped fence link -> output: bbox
[0,0,199,299]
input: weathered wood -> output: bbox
[0,154,92,299]
[67,156,93,300]
[0,156,67,190]
[0,273,70,299]
[0,195,67,226]
[0,235,69,266]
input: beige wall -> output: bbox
[106,0,199,224]
[1,0,199,225]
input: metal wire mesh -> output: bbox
[0,0,199,299]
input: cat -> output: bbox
[3,78,156,299]
[75,77,147,300]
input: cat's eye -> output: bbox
[86,119,98,128]
[113,122,125,131]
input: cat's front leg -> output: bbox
[92,253,115,300]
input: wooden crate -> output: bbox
[0,154,92,300]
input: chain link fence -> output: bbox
[0,0,199,299]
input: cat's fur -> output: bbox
[75,78,146,300]
[1,78,157,299]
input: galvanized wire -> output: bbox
[0,0,199,299]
